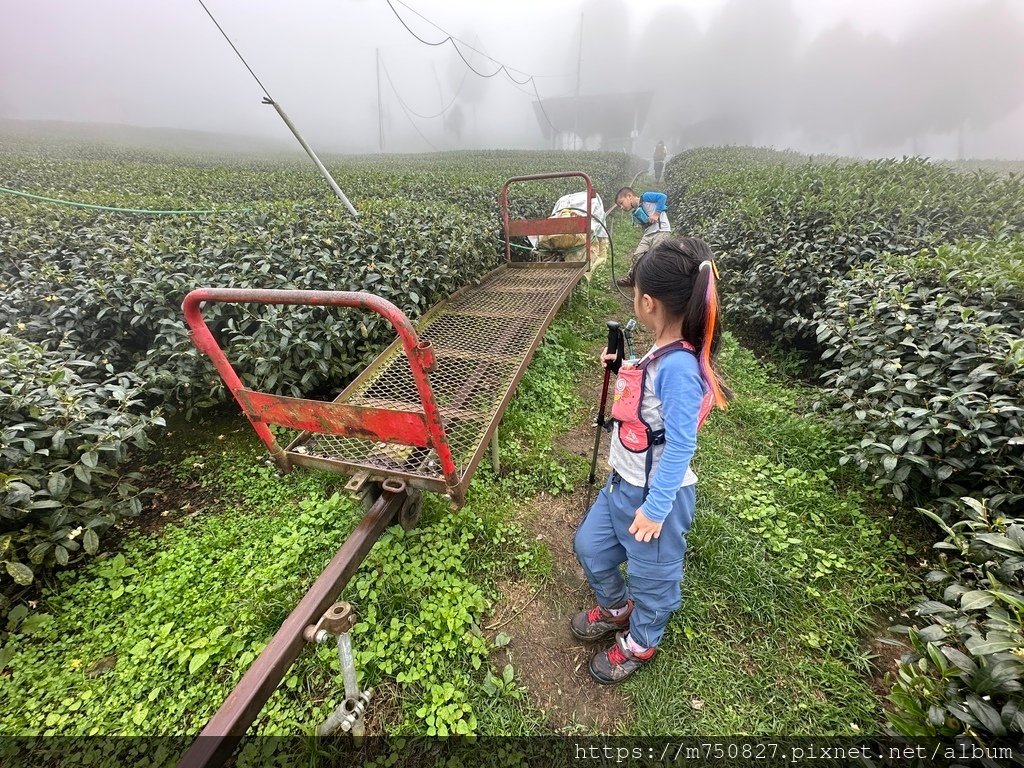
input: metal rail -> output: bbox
[176,173,595,767]
[284,262,587,505]
[176,489,407,768]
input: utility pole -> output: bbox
[376,48,385,153]
[574,12,583,150]
[262,98,358,217]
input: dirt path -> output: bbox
[485,299,650,733]
[487,365,626,732]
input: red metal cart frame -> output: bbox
[177,172,596,768]
[183,287,460,491]
[499,171,594,263]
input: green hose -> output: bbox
[0,185,243,215]
[563,207,632,301]
[499,238,537,252]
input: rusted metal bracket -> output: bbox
[176,489,405,768]
[303,602,371,740]
[345,472,370,494]
[302,602,356,645]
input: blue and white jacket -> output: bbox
[638,191,671,236]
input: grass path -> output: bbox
[484,215,917,735]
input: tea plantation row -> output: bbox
[0,148,644,585]
[665,148,1024,742]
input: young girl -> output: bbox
[571,236,728,684]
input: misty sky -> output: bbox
[2,0,1022,159]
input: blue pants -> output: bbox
[573,471,695,648]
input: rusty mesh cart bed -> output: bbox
[286,261,587,503]
[183,172,597,506]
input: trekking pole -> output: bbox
[585,321,624,511]
[623,318,637,362]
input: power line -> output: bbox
[390,0,569,79]
[384,0,560,133]
[379,59,440,151]
[197,0,358,215]
[196,0,272,99]
[385,0,450,46]
[450,39,505,79]
[529,80,559,135]
[384,58,471,120]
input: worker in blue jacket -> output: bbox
[614,187,672,287]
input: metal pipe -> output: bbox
[500,172,594,264]
[262,97,359,218]
[182,287,460,492]
[338,633,359,702]
[337,633,364,739]
[176,490,404,768]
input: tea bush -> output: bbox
[1,335,164,583]
[666,149,1024,505]
[2,199,496,406]
[665,148,1024,745]
[817,237,1024,506]
[665,149,1024,345]
[889,497,1024,741]
[0,146,641,585]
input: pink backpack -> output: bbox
[609,340,713,496]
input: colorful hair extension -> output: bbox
[635,239,731,413]
[697,261,728,410]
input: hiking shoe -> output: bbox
[570,600,633,641]
[589,632,657,685]
[615,271,635,288]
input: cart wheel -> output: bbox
[399,492,423,531]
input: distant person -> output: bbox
[614,187,671,287]
[653,141,668,182]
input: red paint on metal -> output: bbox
[499,171,594,263]
[415,340,436,372]
[411,339,460,496]
[182,288,458,485]
[236,389,430,446]
[506,216,589,238]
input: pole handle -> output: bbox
[623,318,637,361]
[606,320,624,374]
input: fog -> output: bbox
[2,0,1022,159]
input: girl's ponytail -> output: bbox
[633,236,730,411]
[686,259,729,410]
